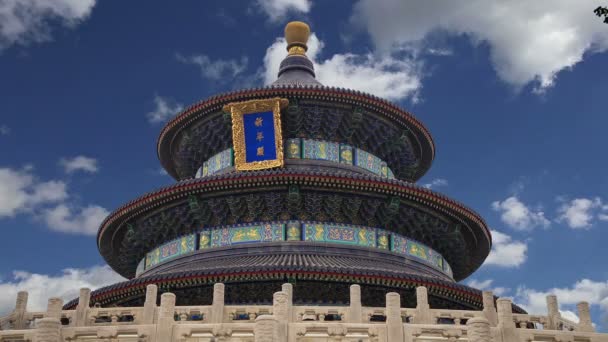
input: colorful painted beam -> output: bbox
[140,221,453,277]
[195,139,396,179]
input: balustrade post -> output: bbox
[34,318,61,342]
[467,317,491,342]
[75,288,90,327]
[156,292,176,341]
[482,291,498,326]
[282,283,293,322]
[497,298,518,342]
[13,291,28,329]
[546,295,561,330]
[254,315,280,342]
[577,301,594,332]
[413,286,431,324]
[143,284,158,324]
[386,292,404,341]
[46,298,63,320]
[272,291,289,341]
[212,283,225,323]
[348,284,362,323]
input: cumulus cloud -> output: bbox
[557,197,604,229]
[492,196,550,231]
[422,178,448,189]
[28,180,69,206]
[146,95,183,124]
[0,125,9,135]
[0,0,96,50]
[515,279,608,324]
[484,230,527,267]
[352,0,608,92]
[262,33,422,101]
[256,0,311,22]
[0,167,108,235]
[42,204,109,235]
[467,279,508,297]
[0,168,67,217]
[176,53,248,81]
[59,156,98,174]
[0,265,124,315]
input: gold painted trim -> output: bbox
[223,98,289,171]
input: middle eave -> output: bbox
[97,169,491,280]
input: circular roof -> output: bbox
[157,86,435,182]
[97,169,490,281]
[63,267,524,314]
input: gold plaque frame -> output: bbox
[223,97,289,171]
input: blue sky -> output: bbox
[1,0,608,328]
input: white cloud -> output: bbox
[557,197,603,229]
[0,168,67,217]
[262,34,422,101]
[59,156,98,174]
[422,178,448,189]
[492,196,550,231]
[426,48,452,56]
[0,265,124,315]
[515,279,608,323]
[467,279,508,297]
[352,0,608,92]
[484,230,527,267]
[0,125,9,135]
[146,95,183,124]
[29,180,69,205]
[176,53,248,81]
[0,167,108,235]
[0,0,96,50]
[256,0,311,22]
[42,204,109,235]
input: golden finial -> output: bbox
[285,21,310,56]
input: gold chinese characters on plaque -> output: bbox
[223,97,289,171]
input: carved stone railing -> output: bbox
[0,283,606,341]
[512,313,549,329]
[0,328,35,341]
[86,307,144,325]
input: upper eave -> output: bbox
[156,85,435,181]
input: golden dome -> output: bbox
[285,21,310,55]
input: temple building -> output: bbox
[1,22,606,342]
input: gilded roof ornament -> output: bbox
[285,21,310,56]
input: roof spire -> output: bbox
[271,21,321,87]
[285,21,310,56]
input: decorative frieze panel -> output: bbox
[392,236,449,275]
[339,144,353,165]
[302,139,340,162]
[145,234,196,269]
[377,230,390,250]
[201,148,233,177]
[303,223,376,247]
[140,221,452,278]
[209,223,285,247]
[355,149,383,175]
[194,140,396,179]
[286,221,302,241]
[286,138,301,159]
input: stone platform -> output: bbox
[0,283,604,342]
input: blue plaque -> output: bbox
[243,111,277,162]
[224,98,288,171]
